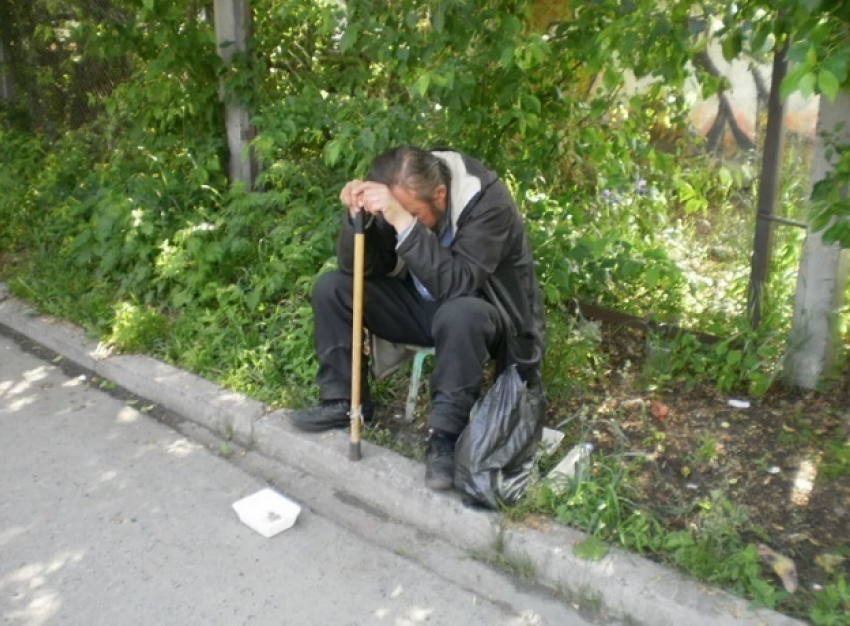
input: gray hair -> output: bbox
[366,146,451,202]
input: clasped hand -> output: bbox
[339,180,414,233]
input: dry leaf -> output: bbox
[758,544,798,593]
[622,398,645,411]
[815,553,845,575]
[650,400,669,421]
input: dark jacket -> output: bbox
[337,149,545,370]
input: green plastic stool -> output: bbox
[404,345,434,422]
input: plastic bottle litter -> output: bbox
[540,427,565,456]
[547,442,594,487]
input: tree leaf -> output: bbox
[822,48,850,84]
[413,73,430,97]
[815,553,845,575]
[721,31,742,62]
[758,544,798,593]
[798,71,817,98]
[781,64,808,99]
[339,23,359,53]
[817,70,840,101]
[650,400,669,421]
[498,44,515,69]
[324,139,343,167]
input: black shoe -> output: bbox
[289,400,373,432]
[425,431,457,491]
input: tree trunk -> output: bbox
[783,91,850,389]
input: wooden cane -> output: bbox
[349,208,366,461]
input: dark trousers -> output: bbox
[312,270,504,435]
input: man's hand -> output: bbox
[339,180,414,233]
[339,179,366,214]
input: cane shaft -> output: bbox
[349,210,366,461]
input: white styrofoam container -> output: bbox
[232,488,301,538]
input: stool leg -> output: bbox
[405,352,427,422]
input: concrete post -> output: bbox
[213,0,256,187]
[0,41,14,102]
[784,91,850,389]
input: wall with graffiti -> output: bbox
[628,42,820,156]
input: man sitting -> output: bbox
[290,146,545,491]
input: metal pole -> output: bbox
[747,40,789,329]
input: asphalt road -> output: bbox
[0,331,594,626]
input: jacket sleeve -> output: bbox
[396,188,516,301]
[336,213,402,277]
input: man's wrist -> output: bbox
[392,212,415,235]
[395,218,416,246]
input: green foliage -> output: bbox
[809,575,850,626]
[524,442,783,605]
[0,126,45,252]
[525,177,689,321]
[657,320,785,397]
[716,0,850,249]
[780,3,850,101]
[165,294,318,407]
[0,0,823,411]
[108,301,170,354]
[362,424,424,460]
[540,311,607,403]
[534,457,664,554]
[3,2,848,624]
[821,436,850,480]
[663,492,772,597]
[810,144,850,248]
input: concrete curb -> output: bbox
[0,284,805,626]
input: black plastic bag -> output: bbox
[453,364,546,509]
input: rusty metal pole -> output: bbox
[747,40,789,329]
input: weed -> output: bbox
[472,539,536,581]
[540,311,606,403]
[662,491,777,602]
[362,424,424,461]
[821,437,850,480]
[809,575,850,626]
[573,586,604,617]
[693,433,722,468]
[642,428,666,453]
[107,301,170,354]
[527,454,664,555]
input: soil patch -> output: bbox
[372,322,850,621]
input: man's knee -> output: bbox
[432,297,499,337]
[312,271,349,307]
